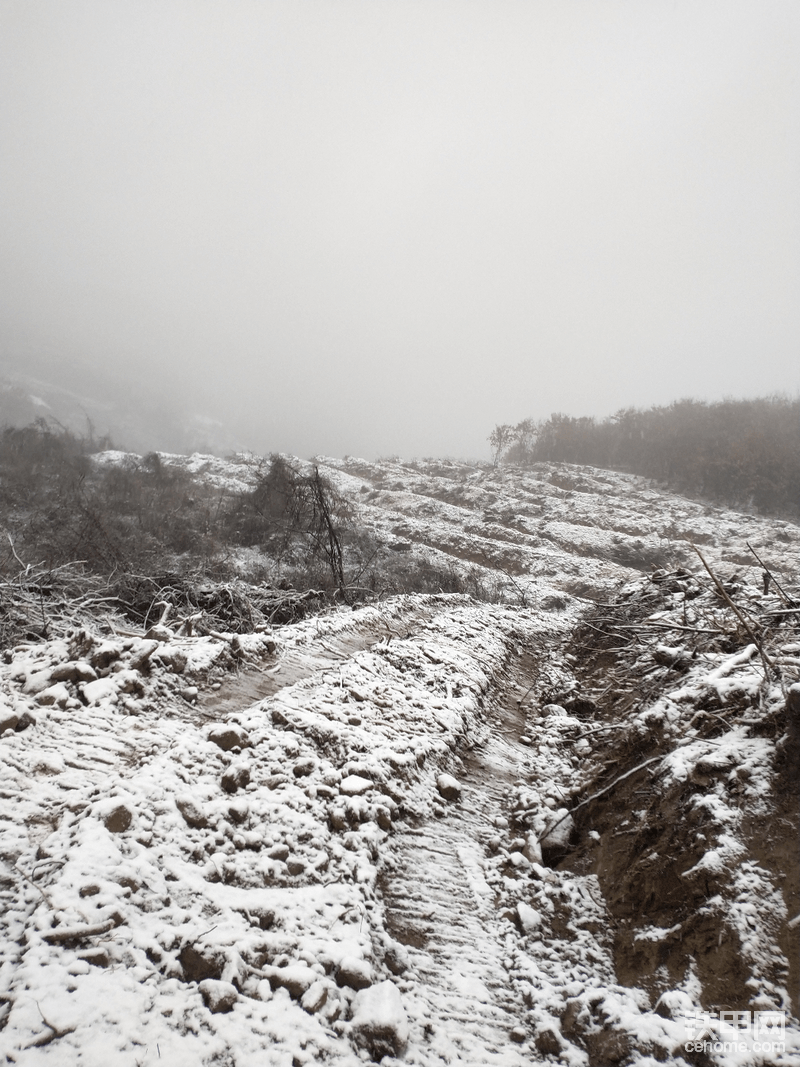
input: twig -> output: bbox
[41,918,116,943]
[690,545,773,673]
[24,1001,76,1048]
[747,542,795,607]
[537,755,663,844]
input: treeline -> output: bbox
[491,396,800,517]
[0,423,494,631]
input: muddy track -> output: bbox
[380,653,540,1065]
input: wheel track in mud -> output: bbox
[380,653,541,1066]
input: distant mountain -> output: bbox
[0,364,242,456]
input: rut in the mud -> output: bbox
[379,653,540,1064]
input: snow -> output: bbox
[1,454,798,1065]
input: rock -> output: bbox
[128,640,159,671]
[329,808,347,831]
[143,624,173,643]
[0,712,20,735]
[510,1026,527,1043]
[350,980,409,1060]
[179,944,225,982]
[300,979,329,1014]
[198,979,238,1014]
[265,964,319,998]
[535,1027,563,1055]
[383,943,409,976]
[208,724,248,751]
[540,809,574,850]
[336,955,373,990]
[339,774,374,796]
[507,851,531,871]
[181,686,199,703]
[36,683,69,707]
[227,799,249,825]
[376,806,392,831]
[176,795,208,829]
[654,990,695,1020]
[221,763,251,794]
[585,1027,632,1065]
[436,773,462,801]
[516,901,541,935]
[14,711,36,732]
[50,661,97,683]
[82,678,118,705]
[268,843,290,861]
[103,804,133,833]
[23,670,52,695]
[522,832,543,865]
[286,857,305,876]
[156,646,187,673]
[293,758,316,777]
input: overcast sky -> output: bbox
[1,1,798,459]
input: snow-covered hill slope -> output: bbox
[1,455,798,1066]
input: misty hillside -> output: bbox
[0,367,242,458]
[491,396,800,519]
[1,440,798,1067]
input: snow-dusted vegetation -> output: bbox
[1,442,798,1066]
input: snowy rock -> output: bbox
[103,803,133,833]
[90,642,122,670]
[339,774,374,796]
[179,944,225,982]
[522,832,543,865]
[436,773,462,801]
[176,794,208,829]
[83,678,119,705]
[227,799,249,824]
[0,710,19,734]
[293,757,316,777]
[50,660,97,683]
[36,683,69,707]
[654,989,695,1020]
[128,640,159,670]
[535,1026,563,1055]
[265,964,319,998]
[336,955,373,990]
[350,980,409,1060]
[208,724,248,751]
[300,979,329,1014]
[221,762,251,793]
[198,979,238,1013]
[540,809,574,849]
[383,943,409,976]
[144,624,173,643]
[329,808,347,830]
[507,851,531,871]
[516,901,541,934]
[286,856,306,876]
[23,670,52,694]
[14,710,36,732]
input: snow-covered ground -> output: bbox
[1,455,798,1066]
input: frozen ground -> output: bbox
[1,456,798,1066]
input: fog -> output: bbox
[1,2,798,459]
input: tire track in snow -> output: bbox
[381,655,539,1065]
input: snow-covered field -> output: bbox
[1,455,798,1066]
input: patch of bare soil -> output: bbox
[557,568,800,1018]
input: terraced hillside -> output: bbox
[1,453,798,1066]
